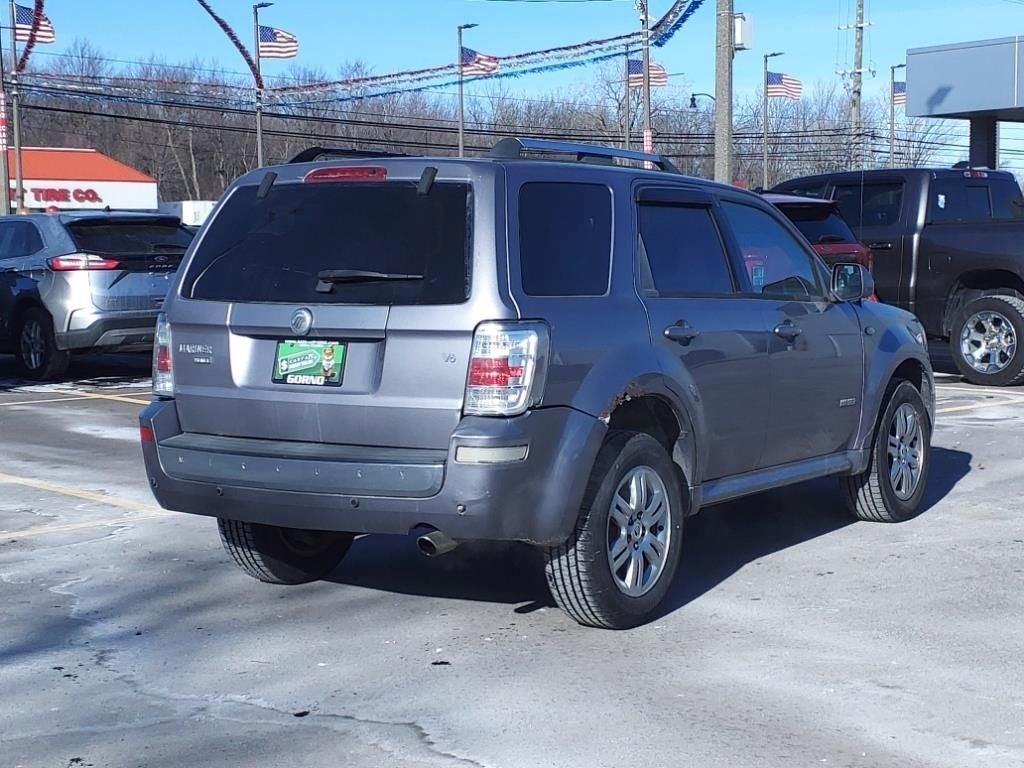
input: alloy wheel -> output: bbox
[960,310,1017,375]
[607,465,672,597]
[887,403,925,501]
[19,319,46,372]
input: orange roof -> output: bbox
[8,147,155,183]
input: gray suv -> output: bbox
[0,212,193,379]
[140,139,935,629]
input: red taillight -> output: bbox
[303,166,387,183]
[155,345,172,374]
[139,425,155,443]
[468,357,525,388]
[48,254,120,271]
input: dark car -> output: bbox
[140,138,934,629]
[764,193,873,270]
[774,168,1024,386]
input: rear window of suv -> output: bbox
[776,204,858,245]
[183,179,472,305]
[69,219,194,254]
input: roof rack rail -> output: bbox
[288,146,408,164]
[490,137,680,174]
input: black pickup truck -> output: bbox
[773,168,1024,386]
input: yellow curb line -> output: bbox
[4,513,173,539]
[937,400,1023,415]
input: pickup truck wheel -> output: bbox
[544,431,684,629]
[16,308,70,381]
[951,295,1024,386]
[841,381,931,523]
[217,518,354,584]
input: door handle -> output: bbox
[868,241,894,251]
[664,322,700,345]
[773,320,803,341]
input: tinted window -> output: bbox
[777,204,857,245]
[0,221,43,258]
[638,204,733,295]
[70,220,194,254]
[519,183,611,297]
[833,183,904,229]
[721,201,824,300]
[185,181,471,305]
[965,186,992,219]
[929,179,966,222]
[990,177,1024,219]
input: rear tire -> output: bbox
[217,519,354,585]
[16,308,70,381]
[544,431,685,629]
[950,294,1024,386]
[841,380,931,523]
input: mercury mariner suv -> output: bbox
[139,139,935,629]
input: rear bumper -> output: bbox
[139,400,606,545]
[58,309,159,351]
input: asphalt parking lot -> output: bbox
[1,348,1022,768]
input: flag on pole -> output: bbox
[892,81,907,106]
[14,3,55,44]
[257,25,299,59]
[766,71,803,100]
[460,47,499,76]
[627,59,669,88]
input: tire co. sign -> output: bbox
[11,180,159,211]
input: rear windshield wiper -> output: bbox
[816,234,847,244]
[316,269,423,293]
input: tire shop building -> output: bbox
[7,147,158,212]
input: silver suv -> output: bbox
[140,139,935,629]
[0,212,193,379]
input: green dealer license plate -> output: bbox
[272,340,346,387]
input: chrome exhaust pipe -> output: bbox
[416,528,458,557]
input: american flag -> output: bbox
[766,71,803,100]
[460,47,499,76]
[258,25,298,59]
[14,3,55,44]
[627,59,669,88]
[892,80,907,107]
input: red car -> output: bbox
[763,193,873,270]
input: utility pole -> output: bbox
[762,52,783,190]
[0,27,10,216]
[624,45,631,150]
[639,1,653,155]
[253,3,272,168]
[457,23,478,158]
[714,0,734,183]
[7,0,23,213]
[850,0,865,168]
[889,63,906,168]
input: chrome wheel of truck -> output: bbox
[951,295,1024,387]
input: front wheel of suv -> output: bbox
[544,431,685,629]
[218,519,354,584]
[841,380,931,523]
[16,307,70,381]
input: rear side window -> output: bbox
[638,204,733,295]
[184,180,472,305]
[519,182,611,296]
[69,220,193,254]
[0,221,43,258]
[833,183,904,229]
[777,204,857,245]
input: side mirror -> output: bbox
[832,262,875,302]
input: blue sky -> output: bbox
[24,0,1024,102]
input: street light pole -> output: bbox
[457,23,478,158]
[624,44,631,150]
[0,26,10,215]
[890,63,906,169]
[763,51,784,190]
[253,2,272,168]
